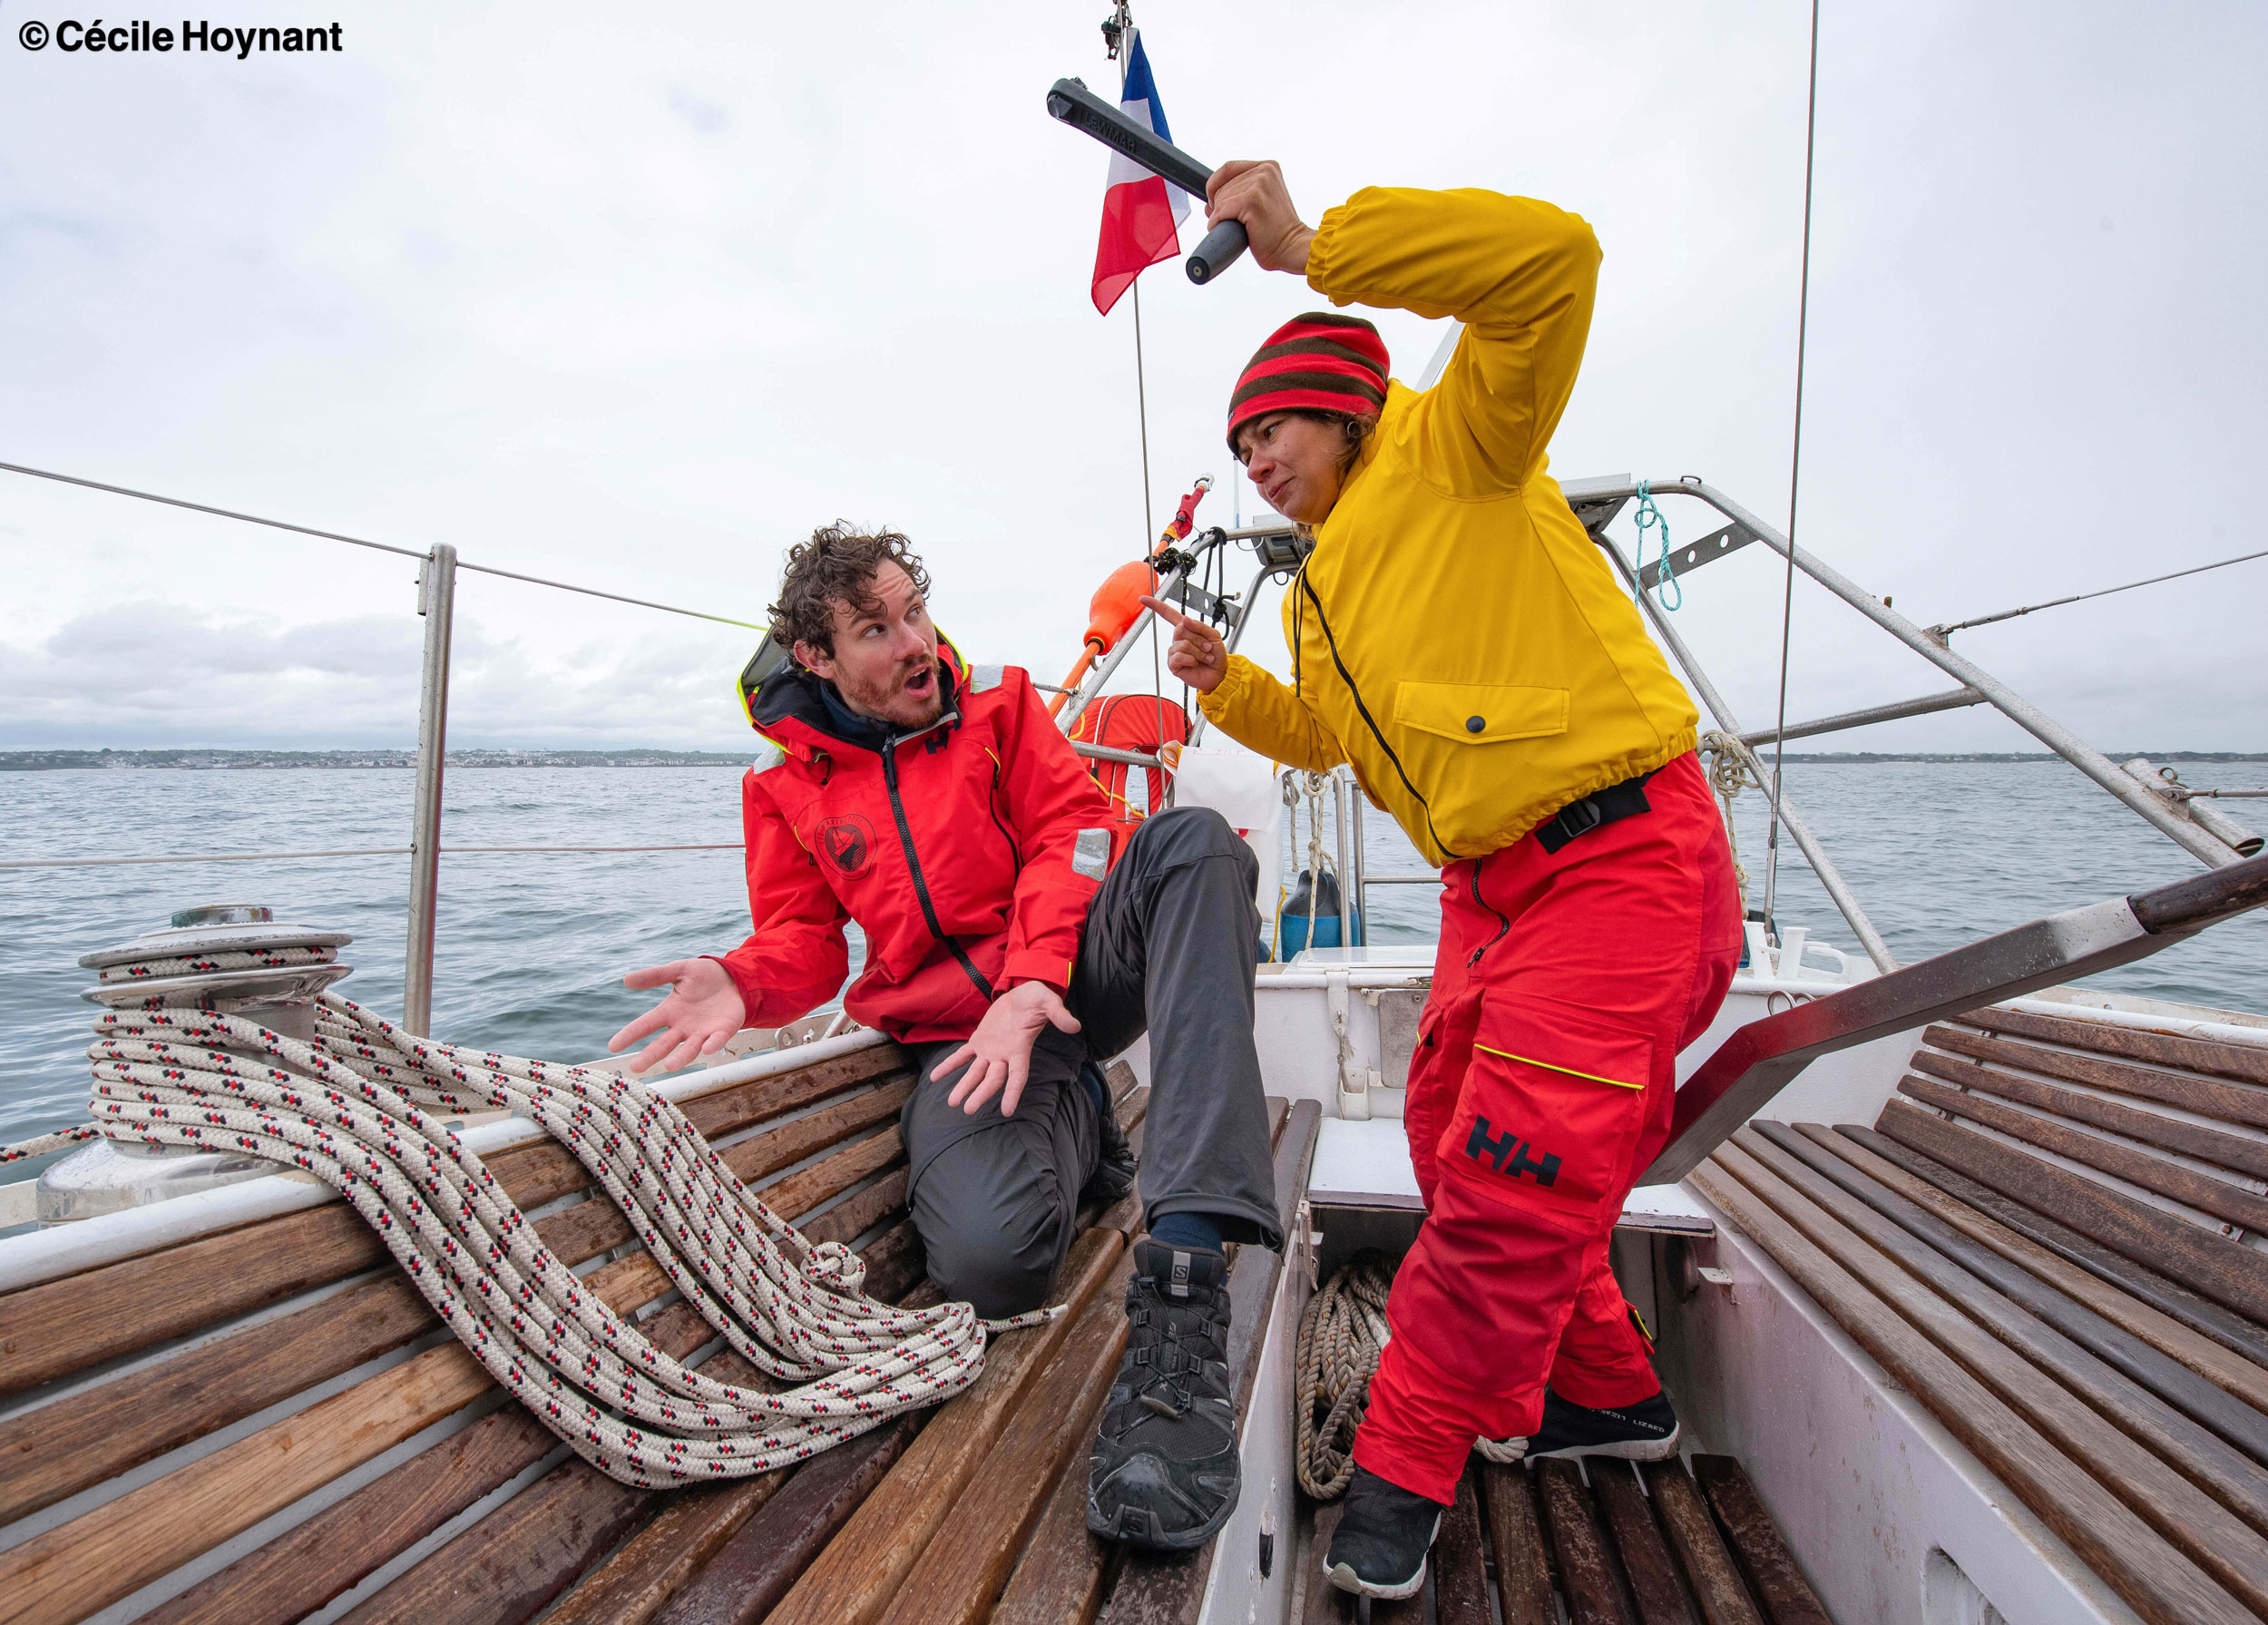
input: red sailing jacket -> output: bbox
[715,643,1121,1044]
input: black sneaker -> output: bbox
[1523,1386,1681,1462]
[1323,1464,1444,1600]
[1082,1091,1138,1207]
[1086,1238,1239,1551]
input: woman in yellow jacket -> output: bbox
[1153,162,1743,1601]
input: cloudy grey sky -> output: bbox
[2,0,2261,754]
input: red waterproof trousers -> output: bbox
[1351,751,1744,1504]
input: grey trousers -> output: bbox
[901,807,1282,1318]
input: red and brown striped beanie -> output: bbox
[1226,312,1390,458]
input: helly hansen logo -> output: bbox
[1465,1116,1561,1187]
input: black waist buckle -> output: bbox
[1534,768,1659,856]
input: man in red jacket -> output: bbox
[611,524,1279,1553]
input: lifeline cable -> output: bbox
[1763,0,1823,931]
[0,950,1049,1487]
[1927,544,2268,638]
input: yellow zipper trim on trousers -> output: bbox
[1472,1043,1645,1091]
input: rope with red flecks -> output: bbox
[2,973,1049,1486]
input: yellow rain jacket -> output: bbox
[1198,186,1698,867]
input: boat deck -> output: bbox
[1693,1004,2268,1625]
[0,1043,1330,1624]
[1300,1450,1828,1625]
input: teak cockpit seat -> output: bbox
[1694,1003,2268,1625]
[0,1035,1316,1625]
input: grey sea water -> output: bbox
[4,759,2263,1159]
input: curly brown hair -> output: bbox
[768,523,933,657]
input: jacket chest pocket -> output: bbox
[1393,681,1569,745]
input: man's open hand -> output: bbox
[1204,160,1315,275]
[939,981,1083,1119]
[608,957,748,1076]
[1140,594,1228,695]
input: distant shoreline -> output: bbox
[4,747,2264,771]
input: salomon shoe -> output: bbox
[1082,1093,1139,1207]
[1087,1238,1238,1551]
[1523,1386,1681,1462]
[1323,1464,1444,1600]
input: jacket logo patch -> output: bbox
[1464,1114,1560,1187]
[817,814,876,877]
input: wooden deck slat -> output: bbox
[336,1342,774,1625]
[136,1405,561,1625]
[333,1459,654,1625]
[1433,1465,1493,1624]
[1960,1008,2268,1089]
[650,1411,929,1625]
[1297,1502,1356,1623]
[1480,1461,1559,1625]
[875,1246,1131,1625]
[1912,1046,2268,1181]
[1725,1133,2268,1589]
[0,1202,386,1398]
[1686,1457,1833,1625]
[1637,1461,1765,1625]
[990,1433,1124,1625]
[1843,1121,2268,1366]
[1536,1458,1635,1625]
[535,1475,785,1625]
[0,1273,434,1527]
[1801,1125,2268,1414]
[1899,1073,2268,1234]
[0,1335,500,1625]
[765,1227,1125,1625]
[1925,1024,2268,1133]
[718,1076,914,1187]
[1874,1098,2268,1323]
[758,1126,903,1222]
[1690,1156,2252,1625]
[1753,1123,2268,1472]
[679,1046,911,1141]
[1098,1097,1320,1625]
[800,1168,910,1248]
[1590,1462,1701,1625]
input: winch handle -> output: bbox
[1185,220,1248,285]
[1044,77,1250,286]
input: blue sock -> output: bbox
[1150,1211,1226,1254]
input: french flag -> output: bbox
[1090,31,1192,316]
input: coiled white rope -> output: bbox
[1,947,1047,1486]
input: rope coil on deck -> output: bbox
[3,965,1052,1487]
[1295,1250,1393,1498]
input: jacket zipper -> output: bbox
[1466,861,1512,969]
[1298,573,1452,857]
[881,724,996,1003]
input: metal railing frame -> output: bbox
[1586,477,2246,871]
[15,456,2246,1016]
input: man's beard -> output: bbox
[841,656,945,729]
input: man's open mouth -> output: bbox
[901,666,935,696]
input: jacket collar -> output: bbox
[751,638,969,764]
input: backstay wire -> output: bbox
[1133,279,1170,771]
[1763,0,1823,931]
